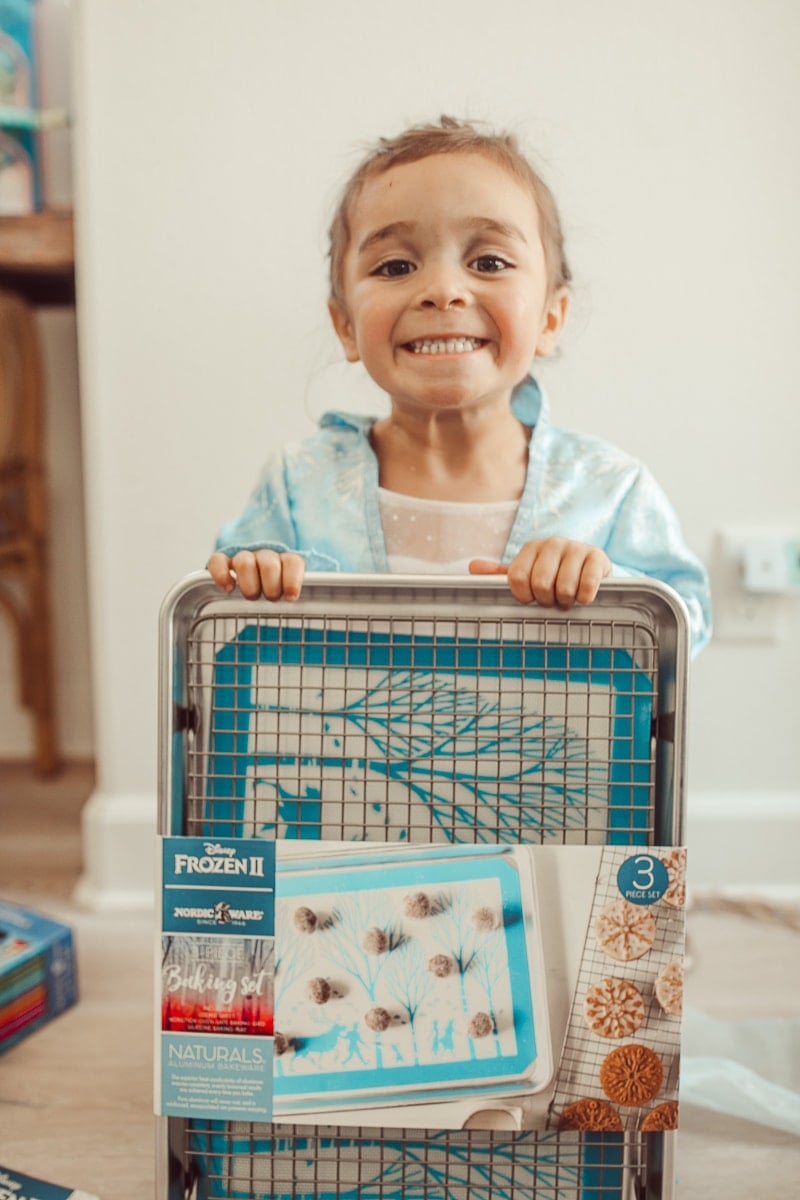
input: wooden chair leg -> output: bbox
[0,289,60,775]
[26,552,59,775]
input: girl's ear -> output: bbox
[534,287,570,358]
[328,300,360,363]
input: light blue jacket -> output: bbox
[216,376,712,654]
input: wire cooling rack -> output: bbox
[181,606,661,847]
[548,846,685,1132]
[183,1122,638,1199]
[159,574,687,1200]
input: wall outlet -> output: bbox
[742,539,791,593]
[785,538,800,588]
[711,527,795,642]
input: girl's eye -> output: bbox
[372,259,416,278]
[470,254,513,273]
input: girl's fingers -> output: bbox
[574,548,612,605]
[279,553,305,600]
[217,544,607,606]
[508,540,561,605]
[212,550,306,600]
[254,549,286,601]
[207,551,235,592]
[468,559,508,576]
[232,551,266,599]
[506,540,612,608]
[552,541,592,607]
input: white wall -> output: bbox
[37,0,800,903]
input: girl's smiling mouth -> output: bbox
[404,336,487,355]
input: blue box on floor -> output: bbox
[0,1163,99,1199]
[0,900,78,1053]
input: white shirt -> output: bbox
[378,488,518,574]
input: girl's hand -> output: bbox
[470,539,611,608]
[207,549,305,601]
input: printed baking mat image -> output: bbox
[547,845,686,1134]
[272,842,552,1126]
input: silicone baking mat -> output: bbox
[273,844,550,1115]
[197,621,656,847]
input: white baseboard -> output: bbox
[72,788,800,911]
[73,789,157,912]
[686,790,800,901]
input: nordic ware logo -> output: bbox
[171,903,266,922]
[163,836,275,936]
[172,842,266,877]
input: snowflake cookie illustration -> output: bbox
[655,960,683,1016]
[595,898,656,962]
[583,977,646,1039]
[599,1044,664,1107]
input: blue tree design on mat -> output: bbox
[380,939,434,1066]
[240,669,607,842]
[313,893,402,1071]
[358,1130,578,1200]
[274,912,316,995]
[202,1127,591,1199]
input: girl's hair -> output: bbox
[328,115,571,309]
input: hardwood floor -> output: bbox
[1,760,90,900]
[1,762,154,1200]
[0,762,798,1199]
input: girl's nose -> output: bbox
[416,266,470,309]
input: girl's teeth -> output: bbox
[411,337,482,354]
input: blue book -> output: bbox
[0,1164,99,1200]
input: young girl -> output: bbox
[208,116,711,655]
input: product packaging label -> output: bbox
[157,837,276,1120]
[156,836,685,1134]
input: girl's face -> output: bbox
[329,152,568,418]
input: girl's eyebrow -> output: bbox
[357,221,415,253]
[462,217,529,245]
[357,217,528,254]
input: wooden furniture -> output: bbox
[0,209,74,773]
[0,209,75,304]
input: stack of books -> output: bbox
[0,900,77,1053]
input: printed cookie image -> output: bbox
[467,1012,493,1039]
[363,1006,392,1032]
[641,1100,679,1131]
[595,898,657,962]
[655,959,683,1016]
[293,906,318,933]
[403,892,432,918]
[660,849,687,909]
[361,927,390,955]
[559,1098,623,1132]
[305,977,332,1005]
[583,977,646,1039]
[599,1044,664,1107]
[273,1032,292,1056]
[471,906,497,932]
